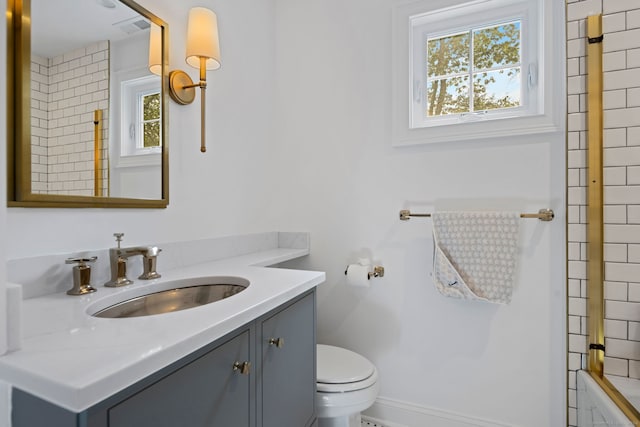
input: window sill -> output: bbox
[393,113,561,146]
[115,152,162,168]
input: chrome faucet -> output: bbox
[104,233,162,287]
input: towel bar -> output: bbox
[399,208,555,222]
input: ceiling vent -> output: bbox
[113,16,150,35]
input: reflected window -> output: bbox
[121,75,161,157]
[140,91,161,148]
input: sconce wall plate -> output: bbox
[169,70,196,105]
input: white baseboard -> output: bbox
[363,397,514,427]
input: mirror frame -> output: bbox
[7,0,169,208]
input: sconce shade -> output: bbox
[185,7,221,70]
[148,24,162,76]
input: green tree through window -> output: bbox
[142,92,161,148]
[427,21,521,117]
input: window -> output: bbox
[139,91,161,149]
[425,21,521,119]
[120,75,162,158]
[410,1,536,129]
[392,0,563,146]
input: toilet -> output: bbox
[316,344,379,427]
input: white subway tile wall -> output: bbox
[567,1,640,426]
[31,55,49,193]
[29,42,109,196]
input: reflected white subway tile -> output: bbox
[605,187,640,204]
[567,0,602,21]
[604,0,640,15]
[628,88,640,108]
[604,28,640,52]
[604,89,627,109]
[629,360,640,379]
[603,356,629,376]
[569,296,588,316]
[628,321,640,341]
[569,334,588,353]
[629,245,640,262]
[604,50,627,72]
[603,12,627,33]
[604,205,628,223]
[605,337,640,360]
[604,244,628,263]
[604,128,627,147]
[628,10,640,29]
[604,69,640,91]
[604,167,627,186]
[605,318,629,338]
[606,300,640,321]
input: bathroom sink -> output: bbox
[92,276,250,318]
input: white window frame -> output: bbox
[392,0,564,146]
[136,89,162,151]
[413,15,530,127]
[121,75,162,158]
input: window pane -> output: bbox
[143,121,160,147]
[143,93,161,121]
[427,32,469,78]
[473,68,521,111]
[473,22,520,71]
[427,76,470,116]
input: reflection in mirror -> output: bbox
[7,0,168,207]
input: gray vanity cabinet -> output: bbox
[259,292,316,427]
[11,289,316,427]
[108,330,251,427]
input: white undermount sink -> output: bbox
[89,276,250,318]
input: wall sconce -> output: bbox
[168,7,221,153]
[148,24,162,76]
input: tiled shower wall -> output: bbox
[31,54,49,193]
[567,0,640,426]
[30,41,109,196]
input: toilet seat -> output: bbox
[317,344,378,393]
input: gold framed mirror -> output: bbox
[7,0,169,208]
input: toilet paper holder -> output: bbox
[344,265,385,280]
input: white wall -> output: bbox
[5,0,279,259]
[272,0,566,425]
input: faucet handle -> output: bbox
[139,247,162,280]
[65,256,98,266]
[65,256,98,296]
[113,233,124,248]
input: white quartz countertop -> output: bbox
[0,248,325,412]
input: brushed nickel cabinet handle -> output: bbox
[269,337,284,348]
[233,361,251,375]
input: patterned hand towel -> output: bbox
[432,211,520,304]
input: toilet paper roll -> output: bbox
[345,263,370,288]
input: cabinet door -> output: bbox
[109,329,252,427]
[260,293,316,427]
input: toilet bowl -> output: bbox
[316,344,379,427]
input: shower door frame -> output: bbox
[583,13,640,426]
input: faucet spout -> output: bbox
[104,233,162,287]
[120,246,153,258]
